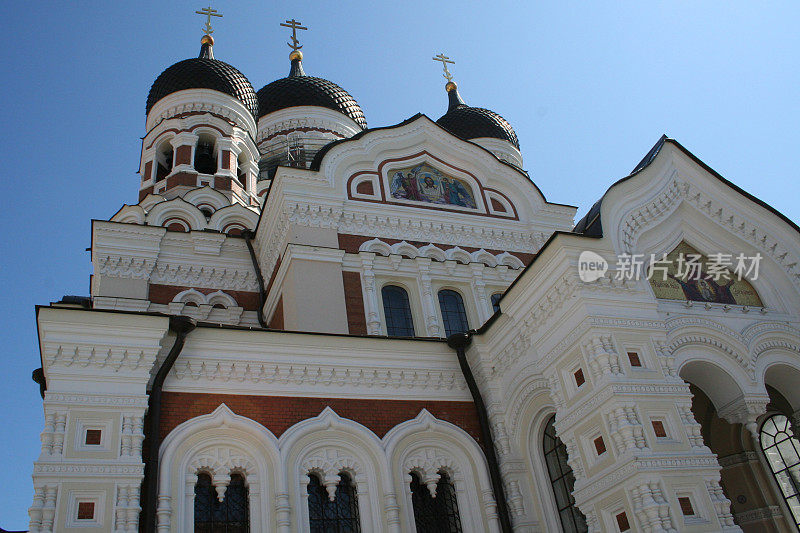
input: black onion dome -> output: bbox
[146,40,259,118]
[436,85,520,150]
[256,56,367,129]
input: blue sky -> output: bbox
[0,1,798,528]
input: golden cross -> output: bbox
[280,19,308,51]
[432,53,455,82]
[195,5,223,36]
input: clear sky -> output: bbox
[0,1,798,528]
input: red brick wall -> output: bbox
[269,296,284,329]
[159,392,482,447]
[341,271,367,335]
[175,145,192,166]
[148,284,260,311]
[337,233,536,265]
[139,185,154,201]
[166,172,198,189]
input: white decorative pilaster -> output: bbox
[359,253,382,335]
[416,258,442,336]
[470,263,492,323]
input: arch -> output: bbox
[358,238,392,257]
[678,359,748,413]
[110,205,146,224]
[158,404,281,532]
[510,381,569,531]
[446,247,472,265]
[495,252,524,269]
[173,288,206,306]
[391,241,419,259]
[146,197,208,230]
[206,290,237,309]
[183,186,230,212]
[628,191,797,312]
[279,407,388,533]
[383,409,499,533]
[763,361,800,413]
[418,244,447,262]
[139,193,168,212]
[207,203,258,233]
[471,249,498,267]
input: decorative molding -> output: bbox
[33,463,144,476]
[618,173,800,291]
[169,359,469,398]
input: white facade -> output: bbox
[27,41,800,533]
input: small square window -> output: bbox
[678,496,694,516]
[627,351,642,367]
[652,420,667,438]
[594,435,606,455]
[574,368,586,387]
[77,501,95,520]
[85,429,102,445]
[616,511,630,531]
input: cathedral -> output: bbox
[26,12,800,533]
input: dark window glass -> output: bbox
[543,415,588,533]
[438,290,469,337]
[759,414,800,528]
[491,293,503,314]
[195,141,217,174]
[194,472,250,533]
[382,285,415,337]
[307,471,361,532]
[410,470,463,532]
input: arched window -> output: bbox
[759,414,800,528]
[490,293,503,314]
[382,285,415,337]
[194,472,250,532]
[155,140,173,182]
[195,135,217,175]
[437,290,469,337]
[543,415,588,533]
[409,470,463,532]
[307,471,361,532]
[237,150,248,187]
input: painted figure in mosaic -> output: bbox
[389,163,476,208]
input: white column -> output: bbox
[359,253,382,335]
[415,257,441,337]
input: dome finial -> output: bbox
[281,19,308,76]
[195,5,222,59]
[433,52,465,110]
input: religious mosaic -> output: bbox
[648,241,763,306]
[389,163,477,209]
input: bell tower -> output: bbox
[138,9,260,207]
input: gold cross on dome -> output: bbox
[280,19,308,51]
[432,53,455,82]
[195,5,223,36]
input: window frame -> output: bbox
[306,470,362,532]
[759,413,800,529]
[542,414,589,533]
[380,284,416,337]
[436,288,471,338]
